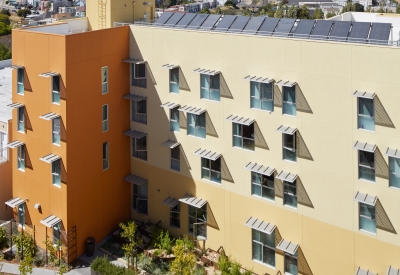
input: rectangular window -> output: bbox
[170,107,180,132]
[171,145,180,172]
[358,98,374,131]
[359,150,375,182]
[283,133,296,162]
[359,202,376,234]
[17,107,24,132]
[52,75,60,104]
[251,172,274,201]
[17,145,25,171]
[131,100,147,124]
[200,74,220,101]
[170,204,180,228]
[132,136,147,161]
[103,142,109,170]
[252,229,275,267]
[53,222,61,245]
[283,86,296,116]
[187,112,206,139]
[131,63,146,88]
[285,252,298,275]
[18,203,25,226]
[284,180,297,208]
[250,81,274,112]
[17,68,24,95]
[389,157,400,189]
[52,159,61,187]
[101,66,108,94]
[0,132,7,162]
[201,157,221,184]
[233,123,255,151]
[132,182,148,215]
[170,68,179,94]
[52,117,60,145]
[102,104,108,132]
[188,204,207,239]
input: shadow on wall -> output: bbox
[375,147,388,180]
[179,111,187,129]
[24,107,33,132]
[221,157,234,183]
[275,227,283,246]
[146,63,157,85]
[206,112,218,138]
[60,117,67,143]
[376,199,396,234]
[254,122,269,150]
[207,203,219,230]
[179,68,190,91]
[61,159,68,184]
[274,171,283,198]
[180,146,191,170]
[297,178,313,208]
[24,146,33,170]
[375,96,395,128]
[296,131,313,161]
[296,85,313,114]
[60,77,67,100]
[274,84,282,107]
[220,74,233,99]
[24,69,32,92]
[298,247,313,275]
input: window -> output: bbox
[359,202,376,234]
[132,182,148,215]
[132,136,147,161]
[389,157,400,189]
[359,150,375,182]
[188,204,207,239]
[251,172,274,201]
[252,229,275,267]
[170,68,179,94]
[284,180,297,208]
[17,68,24,95]
[188,113,206,139]
[17,203,25,226]
[17,145,25,171]
[283,133,296,162]
[170,204,180,228]
[250,81,273,112]
[52,75,60,104]
[103,142,109,170]
[0,132,7,161]
[101,66,108,94]
[102,104,108,132]
[131,63,146,88]
[233,123,255,151]
[200,74,220,101]
[17,107,24,132]
[52,159,61,187]
[171,146,180,172]
[283,86,296,116]
[52,117,60,145]
[358,98,374,131]
[285,252,298,275]
[201,157,221,184]
[170,107,180,132]
[53,222,61,245]
[132,100,147,124]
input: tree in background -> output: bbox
[274,5,285,18]
[313,7,324,19]
[397,5,400,13]
[199,7,210,13]
[353,3,364,11]
[224,0,236,8]
[0,9,10,16]
[215,6,222,14]
[326,11,336,18]
[298,4,310,18]
[0,22,11,36]
[17,9,32,18]
[258,4,275,17]
[0,14,10,25]
[286,4,299,18]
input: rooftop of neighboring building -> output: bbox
[20,17,88,35]
[0,60,12,124]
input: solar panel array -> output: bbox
[155,13,392,45]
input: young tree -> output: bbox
[313,7,324,19]
[119,221,142,270]
[326,11,336,18]
[170,239,196,275]
[274,5,284,18]
[215,6,222,14]
[17,9,32,18]
[199,7,210,13]
[353,3,364,11]
[224,0,236,8]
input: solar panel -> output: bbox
[214,15,237,32]
[229,16,249,33]
[164,12,185,27]
[273,18,295,37]
[175,13,196,29]
[187,14,209,29]
[293,19,315,38]
[310,20,333,40]
[154,12,174,26]
[368,22,391,45]
[242,17,265,34]
[258,18,280,36]
[329,21,352,41]
[348,22,371,43]
[200,14,222,30]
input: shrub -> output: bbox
[154,230,173,254]
[0,9,10,16]
[12,232,35,261]
[181,235,194,252]
[0,14,10,26]
[17,9,31,18]
[138,254,170,274]
[91,256,137,275]
[0,226,8,249]
[0,22,11,36]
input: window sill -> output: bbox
[133,210,148,216]
[169,225,180,229]
[282,114,297,117]
[188,135,206,140]
[357,128,375,133]
[131,121,147,125]
[359,229,376,236]
[131,85,147,89]
[358,178,376,184]
[17,131,25,134]
[252,260,275,270]
[200,98,220,103]
[284,205,298,210]
[18,224,25,230]
[201,178,221,185]
[170,168,180,173]
[52,143,61,147]
[251,194,275,204]
[52,184,61,189]
[283,159,297,163]
[389,185,400,191]
[250,108,273,114]
[52,102,61,106]
[18,168,25,172]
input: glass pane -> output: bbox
[188,124,195,136]
[200,74,209,89]
[261,100,274,112]
[52,91,60,104]
[170,68,179,83]
[135,64,146,78]
[201,88,209,99]
[283,86,296,103]
[53,174,61,186]
[171,159,180,171]
[17,69,24,94]
[389,157,400,174]
[260,83,273,99]
[284,194,297,208]
[283,148,297,162]
[359,151,374,168]
[358,115,375,131]
[285,255,298,275]
[360,203,375,219]
[243,139,255,151]
[252,242,262,262]
[137,100,147,114]
[170,120,180,132]
[210,89,220,101]
[136,136,147,150]
[137,199,148,214]
[251,82,259,98]
[389,173,400,188]
[251,97,260,109]
[252,172,261,184]
[197,113,206,127]
[262,186,274,201]
[252,183,261,196]
[170,82,179,94]
[360,216,376,234]
[102,121,108,132]
[233,136,242,148]
[102,83,107,94]
[263,246,275,266]
[210,75,220,90]
[252,229,261,242]
[243,124,254,139]
[283,134,294,149]
[359,166,375,181]
[283,102,296,116]
[211,158,221,172]
[264,230,275,247]
[188,216,196,234]
[139,182,148,198]
[171,146,180,160]
[170,211,180,227]
[233,123,241,136]
[359,98,374,117]
[211,171,221,183]
[197,127,206,139]
[53,76,60,92]
[202,168,210,180]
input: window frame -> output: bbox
[251,172,275,201]
[132,182,148,215]
[252,228,276,268]
[250,81,274,112]
[52,222,61,245]
[102,104,108,132]
[233,122,255,151]
[0,131,8,161]
[17,203,25,226]
[187,112,206,139]
[359,202,376,235]
[358,150,375,183]
[131,99,147,125]
[170,67,180,94]
[132,136,147,161]
[200,73,220,102]
[17,68,24,95]
[52,159,61,187]
[357,97,375,132]
[131,63,147,88]
[52,117,61,146]
[171,145,180,172]
[201,157,221,184]
[170,203,180,228]
[101,66,108,94]
[283,133,296,162]
[283,180,297,209]
[170,107,180,132]
[188,204,207,239]
[389,156,400,189]
[17,106,24,133]
[52,75,61,104]
[17,145,25,172]
[102,142,109,170]
[284,251,298,275]
[282,86,296,116]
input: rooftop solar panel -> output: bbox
[329,21,352,41]
[200,14,222,30]
[293,19,315,38]
[175,13,196,28]
[187,14,209,29]
[154,12,174,26]
[242,17,264,34]
[258,18,280,36]
[164,12,185,27]
[348,22,371,43]
[229,16,250,33]
[368,22,391,45]
[214,15,237,32]
[273,18,296,37]
[310,20,333,39]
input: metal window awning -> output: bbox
[123,174,147,186]
[161,102,180,109]
[243,75,274,84]
[385,148,400,158]
[244,216,276,235]
[40,153,61,163]
[123,58,146,64]
[123,129,147,139]
[5,197,25,208]
[194,148,221,161]
[225,115,255,126]
[162,196,180,208]
[276,171,298,183]
[387,266,400,275]
[353,141,376,152]
[244,162,275,176]
[354,191,377,206]
[11,65,24,69]
[276,239,299,255]
[123,94,147,101]
[7,102,24,109]
[178,105,206,115]
[39,112,60,120]
[162,64,179,69]
[355,267,377,275]
[193,68,220,76]
[179,193,207,209]
[353,91,375,99]
[276,80,296,87]
[276,125,297,135]
[40,215,61,228]
[39,72,60,78]
[161,140,180,149]
[7,140,24,149]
